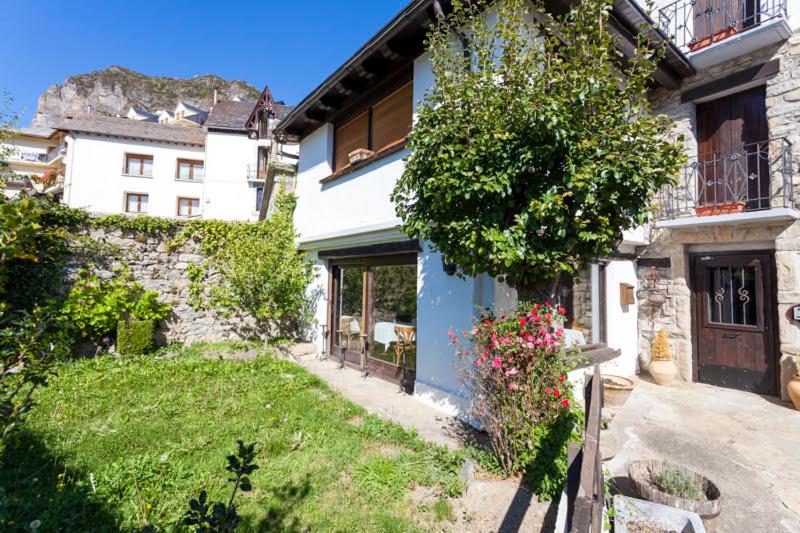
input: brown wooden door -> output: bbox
[691,252,777,395]
[696,86,769,209]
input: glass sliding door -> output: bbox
[328,255,418,391]
[332,265,366,367]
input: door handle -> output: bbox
[722,332,740,339]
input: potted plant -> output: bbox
[649,329,677,385]
[788,353,800,410]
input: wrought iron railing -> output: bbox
[246,164,267,181]
[655,137,795,219]
[658,0,787,50]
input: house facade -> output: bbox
[277,0,692,414]
[643,0,800,400]
[55,87,296,221]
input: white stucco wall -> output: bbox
[602,260,640,377]
[64,133,205,218]
[202,131,261,221]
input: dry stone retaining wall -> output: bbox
[75,226,266,345]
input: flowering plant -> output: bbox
[451,301,583,499]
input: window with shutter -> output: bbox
[371,83,413,152]
[333,112,369,172]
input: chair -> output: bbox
[393,325,416,366]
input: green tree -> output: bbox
[392,0,684,288]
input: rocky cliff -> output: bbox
[32,66,261,127]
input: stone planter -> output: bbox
[649,359,677,385]
[788,373,800,410]
[602,374,635,408]
[628,460,721,518]
[613,495,706,533]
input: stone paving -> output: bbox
[604,377,800,533]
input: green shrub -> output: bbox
[117,319,156,356]
[58,268,171,348]
[653,464,704,501]
[451,301,583,500]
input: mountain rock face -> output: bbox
[32,66,261,127]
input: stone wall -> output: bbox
[642,31,800,400]
[76,227,266,345]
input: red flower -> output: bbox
[519,317,527,327]
[545,300,552,307]
[559,374,565,383]
[558,306,566,315]
[553,387,561,397]
[561,398,570,408]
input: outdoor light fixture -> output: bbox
[442,256,457,276]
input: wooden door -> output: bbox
[696,87,769,209]
[691,252,777,395]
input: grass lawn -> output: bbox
[0,342,466,532]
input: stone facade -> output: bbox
[642,30,800,400]
[76,227,266,345]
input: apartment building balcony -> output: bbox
[46,145,65,164]
[246,164,267,183]
[655,137,799,228]
[13,151,47,164]
[658,0,791,69]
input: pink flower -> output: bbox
[544,387,551,394]
[492,356,503,369]
[561,398,570,407]
[504,368,518,377]
[508,383,519,391]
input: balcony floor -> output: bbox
[657,207,800,229]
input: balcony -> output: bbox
[246,164,267,183]
[46,145,65,164]
[15,151,47,164]
[658,0,791,68]
[655,137,798,226]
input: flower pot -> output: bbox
[694,201,745,217]
[647,293,666,306]
[348,148,374,165]
[688,27,739,51]
[628,460,721,518]
[788,374,800,410]
[649,359,677,385]
[602,375,635,408]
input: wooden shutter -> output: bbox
[334,112,369,172]
[371,83,413,153]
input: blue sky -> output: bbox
[0,0,408,126]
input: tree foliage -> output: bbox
[392,0,684,287]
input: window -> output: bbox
[125,154,153,177]
[177,197,200,217]
[176,159,204,181]
[256,186,264,212]
[707,266,758,326]
[125,193,149,213]
[333,82,413,172]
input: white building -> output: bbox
[56,87,296,221]
[277,0,691,415]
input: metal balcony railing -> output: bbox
[16,151,47,163]
[658,0,787,50]
[655,137,795,219]
[46,145,65,164]
[246,164,267,181]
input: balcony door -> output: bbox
[696,86,769,211]
[692,0,758,49]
